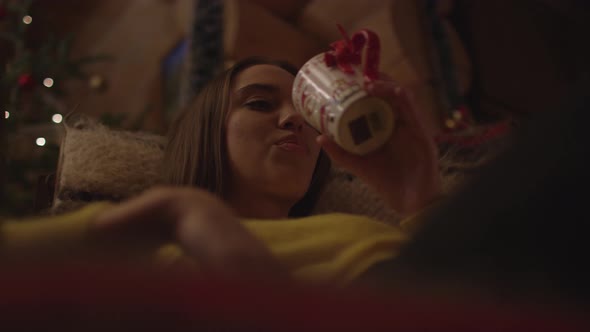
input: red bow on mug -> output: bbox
[324,25,381,83]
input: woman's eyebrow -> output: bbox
[234,83,279,99]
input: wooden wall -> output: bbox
[32,0,192,134]
[26,0,586,134]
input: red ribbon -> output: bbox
[324,24,381,83]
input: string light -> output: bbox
[43,78,54,88]
[52,113,63,124]
[36,137,46,146]
[22,15,32,24]
[445,119,456,129]
[4,111,9,119]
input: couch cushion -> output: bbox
[52,116,166,213]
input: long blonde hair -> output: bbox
[163,57,331,217]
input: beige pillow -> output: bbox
[52,117,166,214]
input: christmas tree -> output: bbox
[0,0,111,216]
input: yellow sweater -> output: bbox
[1,204,415,285]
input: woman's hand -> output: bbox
[90,187,286,278]
[317,77,442,216]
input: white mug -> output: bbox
[292,28,395,155]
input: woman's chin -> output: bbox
[266,174,311,200]
[271,147,316,170]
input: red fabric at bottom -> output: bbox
[0,265,587,332]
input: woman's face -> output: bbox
[225,64,321,203]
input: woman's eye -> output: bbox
[245,100,273,111]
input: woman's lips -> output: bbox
[276,141,308,153]
[274,134,308,154]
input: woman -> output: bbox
[1,57,442,284]
[163,58,331,219]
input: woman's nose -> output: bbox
[278,105,305,132]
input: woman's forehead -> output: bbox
[233,64,295,91]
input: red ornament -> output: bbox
[0,6,7,19]
[441,105,474,133]
[18,73,35,90]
